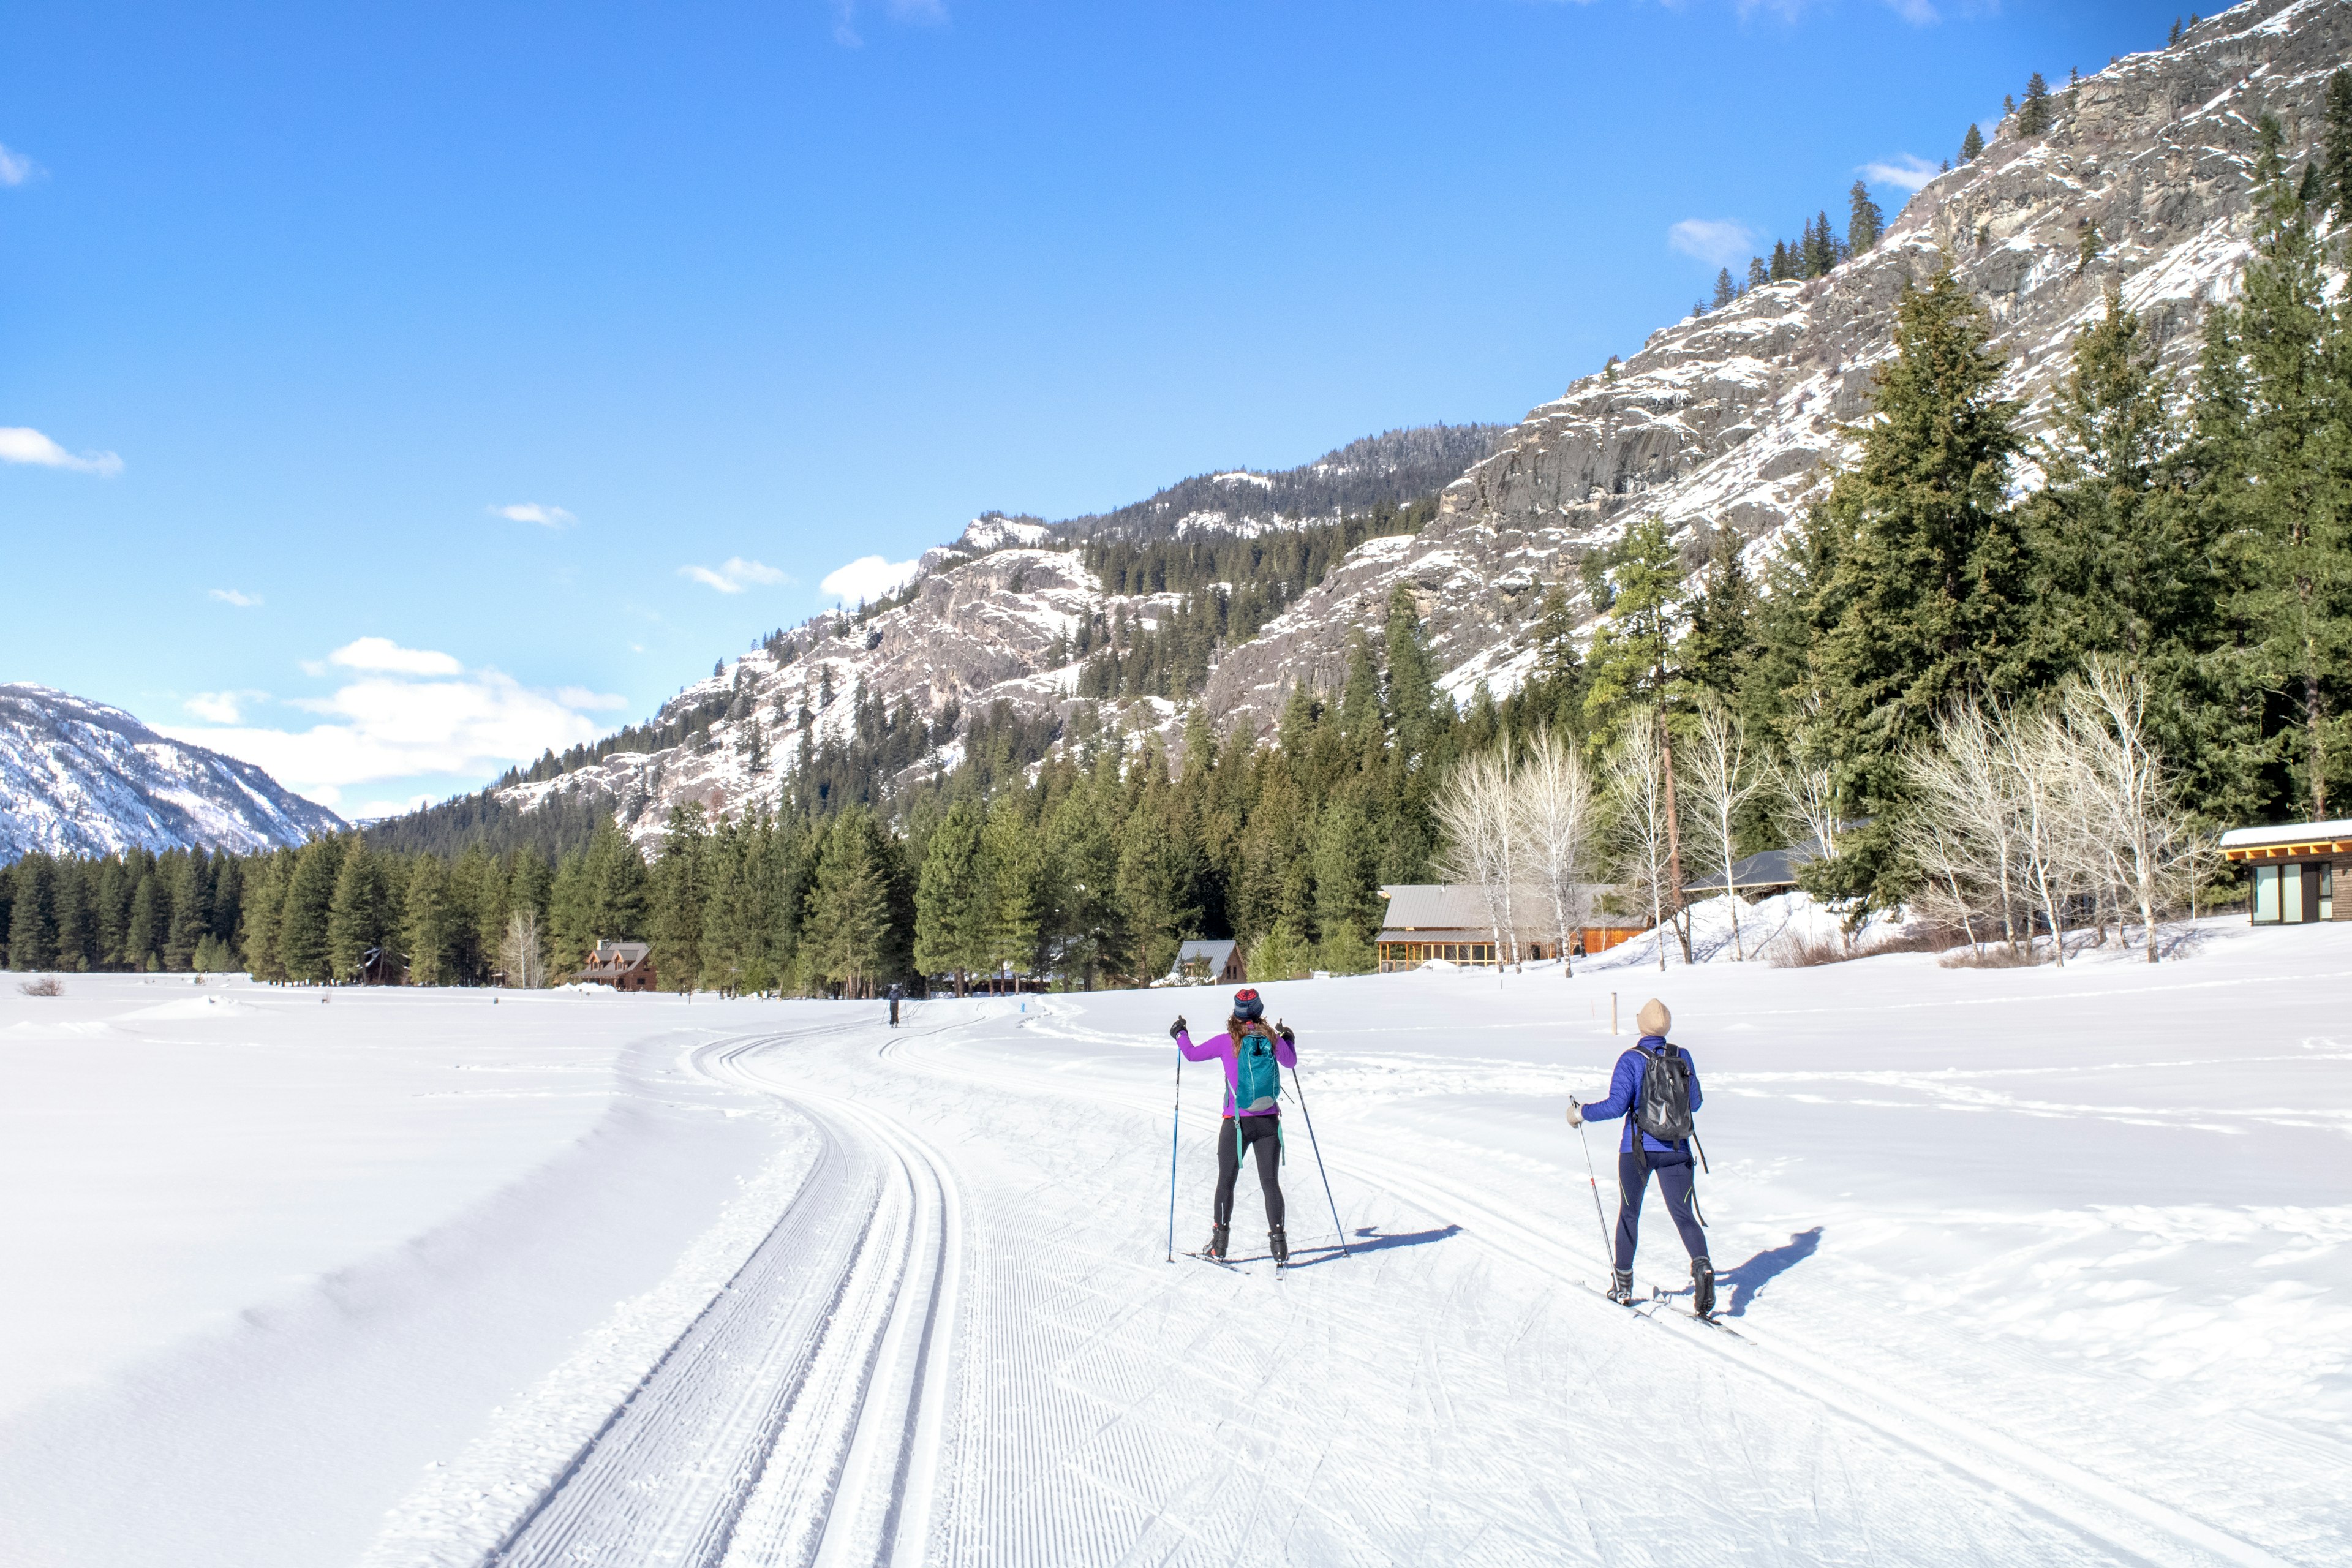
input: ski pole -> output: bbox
[1572,1098,1614,1272]
[1166,1040,1183,1263]
[1286,1062,1350,1257]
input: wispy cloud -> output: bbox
[0,145,40,187]
[556,685,628,710]
[1883,0,1939,23]
[0,426,123,477]
[1861,154,1940,192]
[328,636,465,676]
[491,502,576,529]
[679,557,790,594]
[831,0,948,47]
[184,690,265,725]
[1667,218,1758,268]
[208,587,264,608]
[821,554,921,606]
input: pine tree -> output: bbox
[810,808,895,995]
[1383,583,1442,764]
[2018,72,2052,136]
[2076,221,2102,275]
[164,852,211,971]
[652,803,709,992]
[1847,181,1884,257]
[2323,70,2352,222]
[1580,515,1685,748]
[1747,255,1768,290]
[1713,268,1736,309]
[1810,210,1836,276]
[126,872,164,970]
[404,853,453,986]
[7,857,58,971]
[239,848,292,981]
[1811,264,2028,905]
[1769,240,1790,282]
[1680,524,1760,707]
[2168,17,2182,46]
[328,840,400,979]
[1961,123,1984,163]
[277,837,344,982]
[913,799,988,993]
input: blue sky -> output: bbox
[2,0,2173,818]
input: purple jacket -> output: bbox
[1176,1027,1297,1118]
[1581,1036,1703,1155]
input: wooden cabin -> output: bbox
[1169,939,1246,986]
[578,940,658,991]
[2219,820,2352,924]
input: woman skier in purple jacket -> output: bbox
[1171,987,1296,1262]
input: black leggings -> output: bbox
[1615,1149,1706,1270]
[1215,1115,1286,1228]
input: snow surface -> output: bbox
[1,916,2346,1566]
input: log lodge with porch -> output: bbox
[1373,884,1651,973]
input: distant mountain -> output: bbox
[0,685,344,862]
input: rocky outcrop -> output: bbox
[1202,0,2351,729]
[0,685,344,862]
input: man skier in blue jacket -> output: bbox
[1569,997,1713,1314]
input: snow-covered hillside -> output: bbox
[464,0,2346,848]
[2,923,2342,1566]
[0,684,344,862]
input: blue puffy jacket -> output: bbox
[1580,1036,1703,1154]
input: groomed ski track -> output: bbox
[430,993,2310,1568]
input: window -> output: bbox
[2325,863,2335,922]
[2254,865,2281,922]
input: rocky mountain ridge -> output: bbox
[479,0,2346,850]
[0,684,345,862]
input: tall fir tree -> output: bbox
[913,799,990,992]
[652,803,709,992]
[2323,70,2352,224]
[277,836,345,982]
[2018,72,2052,136]
[1961,123,1985,163]
[1713,268,1736,309]
[1846,181,1883,256]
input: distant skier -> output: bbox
[1171,987,1296,1264]
[1569,997,1713,1316]
[886,982,902,1027]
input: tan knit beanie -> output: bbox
[1636,998,1671,1036]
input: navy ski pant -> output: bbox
[1615,1149,1706,1270]
[1215,1114,1286,1228]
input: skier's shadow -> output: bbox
[1281,1224,1462,1269]
[1719,1226,1823,1316]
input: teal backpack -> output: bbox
[1233,1025,1283,1117]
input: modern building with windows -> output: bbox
[2218,820,2350,925]
[1373,884,1650,971]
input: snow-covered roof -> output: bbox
[2218,820,2352,851]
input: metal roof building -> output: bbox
[1373,884,1648,972]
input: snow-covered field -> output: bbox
[2,917,2346,1567]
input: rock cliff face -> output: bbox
[0,685,345,862]
[488,0,2348,849]
[1203,0,2352,728]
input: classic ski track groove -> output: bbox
[894,1012,2287,1568]
[477,1015,965,1568]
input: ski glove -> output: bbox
[1169,1016,1187,1040]
[1275,1023,1295,1046]
[1566,1097,1584,1128]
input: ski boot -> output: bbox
[1202,1223,1230,1261]
[1691,1257,1716,1319]
[1607,1268,1634,1305]
[1268,1225,1289,1265]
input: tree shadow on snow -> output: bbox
[1719,1226,1823,1316]
[1280,1224,1463,1269]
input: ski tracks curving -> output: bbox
[480,1028,960,1568]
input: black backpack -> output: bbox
[1634,1041,1695,1145]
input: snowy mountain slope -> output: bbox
[470,0,2342,848]
[1204,0,2352,725]
[0,684,344,862]
[1,924,2343,1566]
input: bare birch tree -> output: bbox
[1610,719,1678,973]
[1435,750,1518,966]
[1684,699,1764,959]
[1515,725,1597,974]
[2063,660,2192,963]
[499,907,547,989]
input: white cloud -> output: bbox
[1861,154,1940,192]
[209,587,263,608]
[328,636,465,676]
[556,685,628,710]
[821,554,921,606]
[1667,218,1759,268]
[679,557,790,594]
[831,0,946,46]
[1883,0,1938,22]
[0,145,39,187]
[491,502,576,528]
[165,652,616,799]
[0,426,123,477]
[184,690,264,724]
